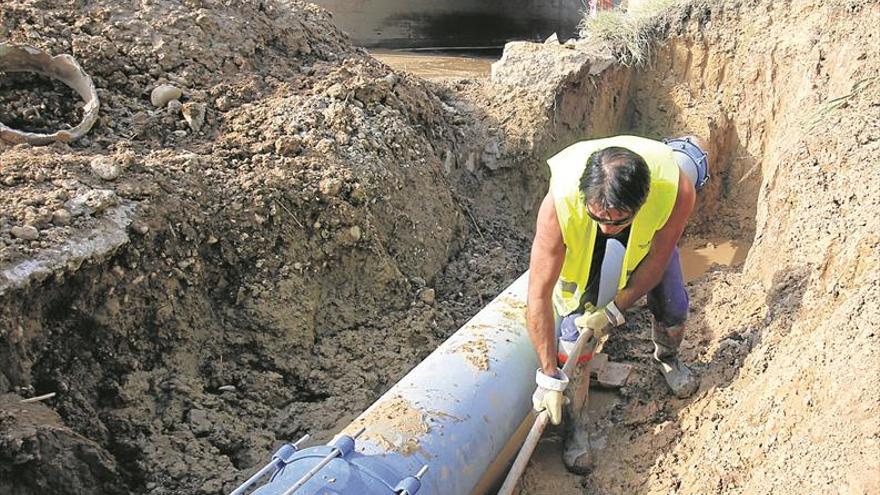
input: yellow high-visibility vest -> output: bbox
[548,135,680,316]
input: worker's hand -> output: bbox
[575,301,625,340]
[532,368,569,425]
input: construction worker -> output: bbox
[527,135,710,473]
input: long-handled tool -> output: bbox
[498,238,627,494]
[497,328,596,495]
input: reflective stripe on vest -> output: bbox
[548,135,680,316]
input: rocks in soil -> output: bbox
[64,189,118,217]
[418,288,436,305]
[10,225,39,240]
[89,156,121,181]
[150,84,182,108]
[182,102,206,132]
[51,209,72,226]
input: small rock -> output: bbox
[166,99,182,115]
[319,177,342,197]
[188,409,212,435]
[65,189,119,217]
[90,156,121,181]
[274,136,302,157]
[150,84,182,108]
[130,221,150,235]
[52,209,72,226]
[215,95,233,111]
[173,130,188,138]
[182,102,206,132]
[217,385,236,392]
[10,225,39,240]
[419,288,436,305]
[349,225,361,241]
[411,276,427,288]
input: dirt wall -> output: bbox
[512,0,880,493]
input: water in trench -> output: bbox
[370,49,497,79]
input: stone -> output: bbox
[166,99,182,115]
[150,84,182,108]
[491,41,591,89]
[65,189,119,217]
[10,225,39,240]
[90,156,121,181]
[349,225,361,241]
[274,136,302,156]
[130,221,150,235]
[182,102,206,132]
[319,177,342,197]
[419,288,436,305]
[188,409,212,436]
[52,209,72,226]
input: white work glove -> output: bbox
[574,301,626,340]
[532,368,569,425]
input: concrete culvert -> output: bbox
[0,0,878,494]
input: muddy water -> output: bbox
[680,239,750,283]
[370,49,496,79]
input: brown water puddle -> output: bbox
[370,49,495,79]
[680,239,750,282]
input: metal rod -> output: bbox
[231,463,279,495]
[292,434,311,448]
[280,429,365,495]
[229,433,312,495]
[415,465,428,479]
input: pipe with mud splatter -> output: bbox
[232,272,538,494]
[231,236,626,495]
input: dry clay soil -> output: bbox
[1,0,879,494]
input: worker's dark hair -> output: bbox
[579,146,651,213]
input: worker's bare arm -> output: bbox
[527,193,566,375]
[614,172,695,311]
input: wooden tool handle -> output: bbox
[497,329,594,495]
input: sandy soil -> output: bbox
[0,0,877,494]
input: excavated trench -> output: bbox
[1,1,878,494]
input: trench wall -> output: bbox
[485,0,879,492]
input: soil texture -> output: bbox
[0,71,84,133]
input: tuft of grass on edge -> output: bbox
[577,0,697,66]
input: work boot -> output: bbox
[561,353,593,474]
[651,321,699,398]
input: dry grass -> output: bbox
[578,0,702,65]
